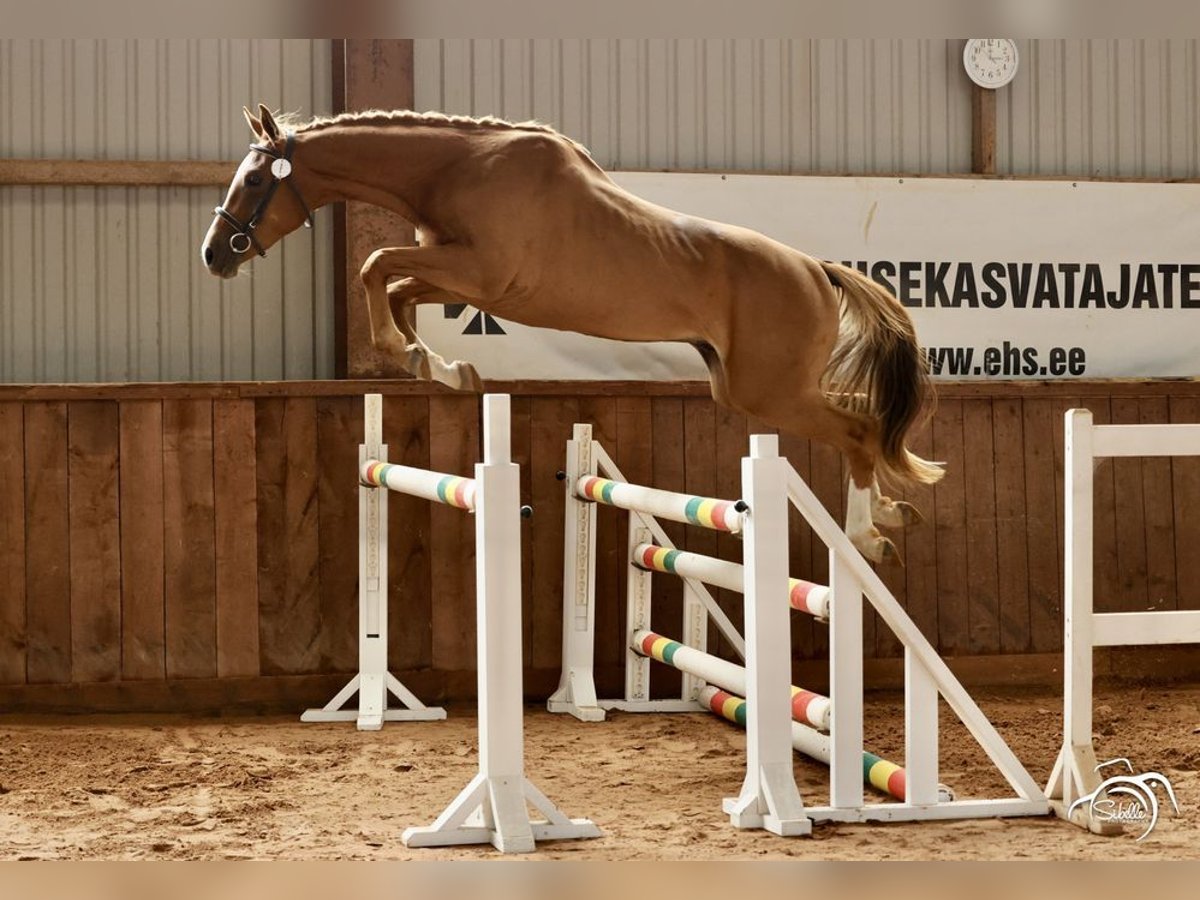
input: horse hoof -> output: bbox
[855,534,901,566]
[453,362,484,394]
[876,500,923,529]
[404,345,433,381]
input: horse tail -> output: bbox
[817,260,944,488]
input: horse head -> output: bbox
[201,104,314,278]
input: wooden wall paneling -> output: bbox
[24,402,71,683]
[648,397,687,696]
[162,399,218,679]
[992,397,1031,653]
[962,398,1001,656]
[118,401,165,680]
[384,396,433,671]
[932,399,969,655]
[1110,398,1149,612]
[314,396,360,672]
[527,396,581,670]
[1022,398,1065,654]
[682,398,720,655]
[0,403,27,683]
[1138,396,1177,610]
[255,399,325,677]
[282,398,323,674]
[713,405,749,660]
[67,402,122,683]
[1170,396,1200,612]
[213,399,260,677]
[255,399,289,674]
[577,397,620,695]
[902,419,939,647]
[428,395,479,672]
[508,396,534,667]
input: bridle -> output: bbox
[213,132,314,257]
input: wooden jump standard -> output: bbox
[1046,409,1200,834]
[550,422,1048,834]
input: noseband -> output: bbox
[213,132,314,257]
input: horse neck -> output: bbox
[298,123,466,223]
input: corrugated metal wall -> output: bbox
[0,39,334,383]
[413,39,973,174]
[999,39,1200,178]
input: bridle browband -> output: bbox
[213,132,314,257]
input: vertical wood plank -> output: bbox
[1140,397,1177,610]
[163,399,217,679]
[578,397,619,694]
[214,398,259,677]
[315,395,361,673]
[962,398,1000,656]
[384,396,433,671]
[24,402,71,684]
[0,403,26,684]
[1111,398,1149,612]
[993,397,1031,653]
[343,39,416,378]
[529,396,581,669]
[1022,398,1062,654]
[1171,396,1200,612]
[254,397,321,675]
[428,394,478,672]
[932,400,969,654]
[68,401,122,683]
[119,400,165,680]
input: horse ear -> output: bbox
[258,104,281,141]
[243,106,264,138]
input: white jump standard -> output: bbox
[551,421,1049,832]
[301,393,446,730]
[401,394,599,852]
[1046,408,1200,833]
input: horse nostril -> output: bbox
[204,246,214,266]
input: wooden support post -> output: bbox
[971,83,997,175]
[339,39,417,378]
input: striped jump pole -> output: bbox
[361,460,477,510]
[575,475,747,534]
[633,630,831,732]
[698,686,952,804]
[633,543,830,620]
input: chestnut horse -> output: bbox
[202,105,943,562]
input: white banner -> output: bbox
[416,173,1200,380]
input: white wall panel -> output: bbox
[414,39,973,175]
[0,39,334,383]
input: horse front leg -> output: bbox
[360,245,488,392]
[384,277,483,392]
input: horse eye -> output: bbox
[247,173,264,187]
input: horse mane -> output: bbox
[276,109,562,137]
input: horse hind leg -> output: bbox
[870,478,924,528]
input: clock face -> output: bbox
[963,39,1019,89]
